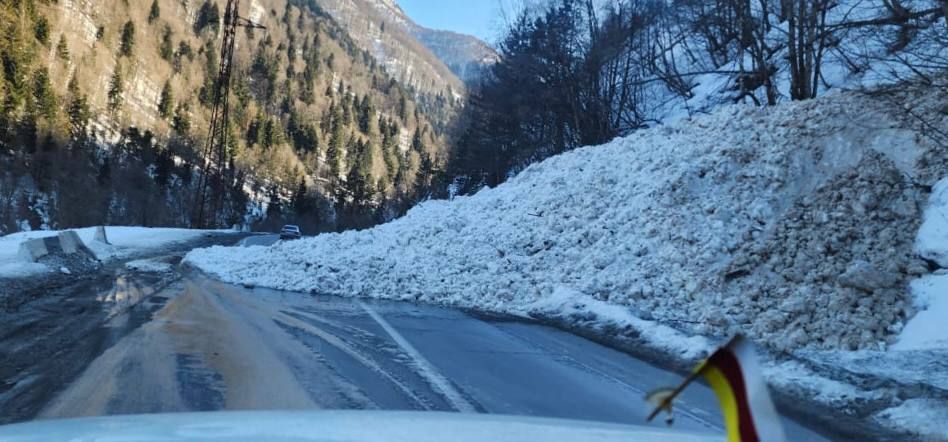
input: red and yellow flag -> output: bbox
[646,335,785,442]
[698,336,785,442]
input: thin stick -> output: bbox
[645,335,740,422]
[645,367,705,422]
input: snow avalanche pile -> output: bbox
[186,85,948,352]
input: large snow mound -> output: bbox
[186,86,948,352]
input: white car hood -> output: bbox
[0,411,723,441]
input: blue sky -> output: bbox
[397,0,514,42]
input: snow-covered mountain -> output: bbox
[314,0,498,92]
[411,27,498,84]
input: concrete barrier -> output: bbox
[93,226,110,244]
[17,231,96,263]
[58,231,94,255]
[17,238,49,262]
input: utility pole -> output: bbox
[192,0,265,229]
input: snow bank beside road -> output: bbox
[894,178,948,351]
[0,227,223,278]
[186,86,946,354]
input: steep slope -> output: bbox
[410,27,498,85]
[313,0,498,91]
[313,0,464,98]
[0,0,450,233]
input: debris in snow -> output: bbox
[125,259,174,274]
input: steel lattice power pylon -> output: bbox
[192,0,265,229]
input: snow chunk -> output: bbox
[893,273,948,350]
[525,286,713,360]
[874,399,948,440]
[917,178,948,268]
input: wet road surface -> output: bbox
[0,253,827,440]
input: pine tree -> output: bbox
[382,124,400,181]
[158,80,173,119]
[172,102,191,133]
[194,1,221,34]
[34,17,49,45]
[159,26,173,61]
[292,177,311,216]
[148,0,160,23]
[397,94,408,122]
[33,68,57,121]
[66,75,90,144]
[265,188,283,221]
[262,118,284,149]
[119,21,135,57]
[107,69,124,113]
[357,95,374,134]
[56,36,69,60]
[326,103,345,180]
[411,127,425,152]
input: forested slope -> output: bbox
[0,0,453,233]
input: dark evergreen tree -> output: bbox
[194,1,221,34]
[148,0,160,23]
[159,25,173,61]
[56,36,69,60]
[107,69,124,113]
[119,21,136,57]
[33,68,57,121]
[34,17,49,45]
[172,102,191,134]
[66,75,90,145]
[357,95,374,134]
[158,80,173,119]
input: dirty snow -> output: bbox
[125,259,175,274]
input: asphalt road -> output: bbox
[240,234,282,247]
[0,243,827,440]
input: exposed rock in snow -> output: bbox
[186,83,948,354]
[838,261,900,292]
